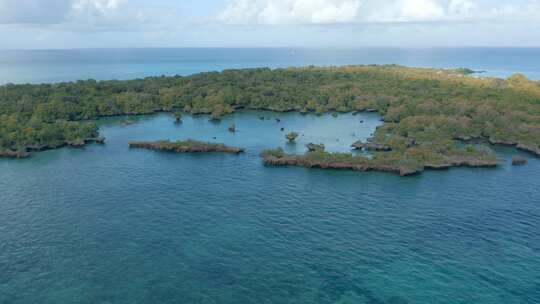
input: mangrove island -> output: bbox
[128,140,245,154]
[260,148,498,176]
[1,65,539,175]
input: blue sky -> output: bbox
[1,0,539,49]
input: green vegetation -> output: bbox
[1,65,539,172]
[129,140,245,154]
[452,68,476,75]
[286,132,299,142]
[261,147,498,176]
[306,143,325,152]
[174,111,182,123]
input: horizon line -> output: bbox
[2,46,540,52]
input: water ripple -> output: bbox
[0,112,539,304]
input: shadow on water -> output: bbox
[308,266,409,304]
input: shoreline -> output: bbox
[0,108,534,177]
[260,150,499,177]
[0,137,105,159]
[455,135,540,158]
[1,64,538,177]
[128,140,246,154]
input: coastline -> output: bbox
[260,149,499,177]
[1,64,539,177]
[128,140,245,154]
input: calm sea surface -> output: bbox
[0,49,539,304]
[1,48,540,84]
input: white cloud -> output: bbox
[488,1,540,19]
[400,0,445,21]
[219,0,540,25]
[449,0,476,15]
[69,0,134,30]
[370,0,447,22]
[72,0,127,16]
[0,0,127,25]
[219,0,362,25]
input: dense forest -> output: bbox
[1,65,539,172]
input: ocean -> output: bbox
[0,48,539,304]
[1,47,540,84]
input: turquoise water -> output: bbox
[1,111,539,304]
[1,48,540,303]
[1,48,540,84]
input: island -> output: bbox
[0,135,105,159]
[286,132,299,142]
[306,143,325,152]
[128,140,245,154]
[1,65,539,175]
[512,155,528,166]
[261,148,498,176]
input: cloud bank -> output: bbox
[219,0,362,25]
[219,0,540,25]
[0,0,127,25]
[0,0,539,48]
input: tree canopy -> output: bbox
[1,65,539,166]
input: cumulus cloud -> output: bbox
[369,0,447,22]
[449,0,476,15]
[219,0,362,25]
[219,0,540,25]
[488,1,540,19]
[0,0,127,25]
[70,0,136,30]
[72,0,127,16]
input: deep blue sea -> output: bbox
[0,48,539,304]
[1,48,540,84]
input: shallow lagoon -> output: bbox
[1,111,539,304]
[97,111,382,154]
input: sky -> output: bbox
[0,0,539,49]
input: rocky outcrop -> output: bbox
[129,140,245,154]
[94,137,106,144]
[69,137,106,147]
[516,144,540,157]
[286,132,299,142]
[306,143,325,152]
[261,153,413,176]
[351,140,392,151]
[0,150,32,159]
[488,138,516,146]
[68,139,86,148]
[445,156,499,168]
[456,135,540,158]
[174,112,183,123]
[423,156,498,171]
[512,156,528,166]
[261,151,498,177]
[0,137,106,159]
